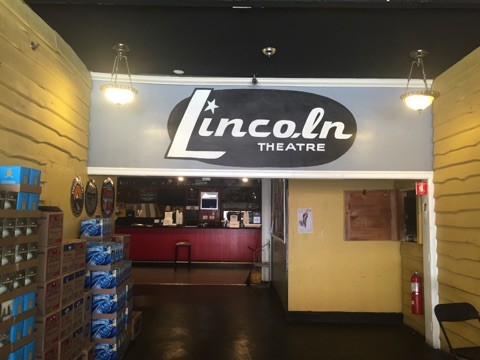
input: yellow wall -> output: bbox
[432,47,480,350]
[0,1,91,238]
[288,180,402,313]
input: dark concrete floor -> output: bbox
[124,284,451,360]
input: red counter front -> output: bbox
[115,226,262,263]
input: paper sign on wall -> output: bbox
[298,208,313,233]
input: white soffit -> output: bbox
[88,167,433,180]
[90,72,432,89]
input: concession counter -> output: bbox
[115,176,262,264]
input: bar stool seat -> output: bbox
[174,241,191,271]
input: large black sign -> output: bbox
[166,89,356,167]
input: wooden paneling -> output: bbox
[345,189,398,240]
[437,240,480,261]
[432,46,480,351]
[1,1,91,88]
[0,0,91,238]
[436,227,480,246]
[400,241,424,335]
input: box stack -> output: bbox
[36,208,63,360]
[0,166,41,212]
[109,235,130,262]
[36,208,92,360]
[79,219,112,241]
[59,238,90,360]
[0,166,41,360]
[81,220,135,360]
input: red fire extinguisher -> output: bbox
[411,271,424,315]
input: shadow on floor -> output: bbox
[123,284,450,360]
[131,264,251,285]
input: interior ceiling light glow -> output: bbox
[100,43,138,106]
[400,49,439,113]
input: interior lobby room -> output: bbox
[1,1,480,359]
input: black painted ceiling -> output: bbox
[25,1,480,79]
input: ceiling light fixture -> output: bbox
[262,47,276,57]
[400,49,439,113]
[100,43,138,106]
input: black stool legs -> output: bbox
[174,242,191,271]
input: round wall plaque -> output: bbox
[101,177,115,217]
[85,179,98,216]
[70,176,84,217]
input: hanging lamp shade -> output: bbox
[401,91,436,112]
[401,50,439,113]
[100,43,138,106]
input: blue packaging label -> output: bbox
[24,340,36,360]
[80,218,112,237]
[0,166,30,185]
[91,270,118,289]
[95,343,118,360]
[9,322,22,343]
[15,193,29,211]
[92,294,118,314]
[22,316,35,337]
[7,347,24,360]
[12,296,24,317]
[29,169,41,186]
[22,292,35,312]
[87,242,113,265]
[80,218,102,237]
[91,318,123,339]
[27,193,40,210]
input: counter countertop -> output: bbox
[117,224,261,229]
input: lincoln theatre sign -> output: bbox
[166,89,357,167]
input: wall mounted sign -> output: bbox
[85,179,98,216]
[166,89,357,167]
[101,177,115,217]
[415,181,428,195]
[70,176,84,217]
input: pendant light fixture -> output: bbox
[400,50,439,113]
[100,43,138,106]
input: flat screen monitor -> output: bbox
[200,192,218,210]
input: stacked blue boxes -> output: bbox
[80,218,112,238]
[0,169,41,360]
[0,166,41,211]
[86,239,133,360]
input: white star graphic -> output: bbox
[204,99,219,114]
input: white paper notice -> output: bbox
[298,208,313,233]
[163,211,173,226]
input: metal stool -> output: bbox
[174,241,191,271]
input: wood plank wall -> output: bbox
[0,1,92,238]
[432,47,480,350]
[400,242,424,334]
